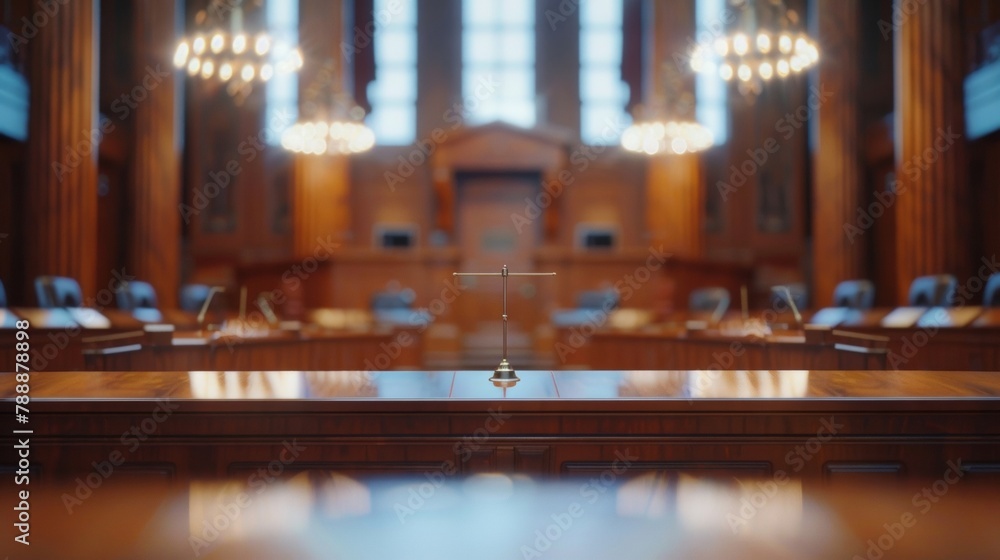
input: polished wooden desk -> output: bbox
[0,308,422,371]
[13,475,1000,560]
[571,307,1000,371]
[4,369,999,484]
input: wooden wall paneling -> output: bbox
[893,0,971,304]
[24,0,99,300]
[128,0,182,308]
[811,0,865,308]
[644,0,704,259]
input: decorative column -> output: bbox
[292,0,350,258]
[811,0,864,307]
[644,0,704,258]
[894,0,970,303]
[24,0,100,301]
[128,0,182,308]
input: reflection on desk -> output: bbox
[16,474,1000,560]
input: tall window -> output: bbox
[461,0,535,127]
[695,0,728,144]
[366,0,418,145]
[579,0,630,145]
[266,0,299,144]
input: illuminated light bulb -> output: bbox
[757,33,771,53]
[714,38,728,56]
[232,34,247,54]
[794,37,808,54]
[790,56,804,72]
[173,42,189,67]
[759,62,774,80]
[621,128,641,151]
[642,137,659,155]
[259,64,274,81]
[671,137,688,154]
[192,36,206,55]
[737,64,752,82]
[778,34,792,54]
[187,57,201,76]
[241,64,255,81]
[201,60,214,79]
[219,63,233,81]
[777,59,790,77]
[254,34,270,55]
[720,63,734,81]
[808,45,820,63]
[733,33,749,56]
[291,49,304,69]
[210,33,225,54]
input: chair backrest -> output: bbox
[179,284,211,312]
[908,274,957,307]
[370,289,416,310]
[34,276,83,308]
[832,279,875,310]
[117,280,159,310]
[0,278,6,308]
[688,287,730,313]
[983,273,1000,308]
[576,289,618,311]
[770,283,808,311]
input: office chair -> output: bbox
[179,284,212,312]
[116,280,159,310]
[576,289,619,311]
[908,274,957,307]
[689,287,731,313]
[983,273,1000,307]
[35,276,84,308]
[832,279,875,310]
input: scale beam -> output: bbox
[453,265,556,385]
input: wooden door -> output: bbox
[456,172,541,359]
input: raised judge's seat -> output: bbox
[908,274,957,306]
[832,279,875,309]
[35,275,83,308]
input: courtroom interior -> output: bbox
[2,0,1000,558]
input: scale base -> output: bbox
[489,359,519,387]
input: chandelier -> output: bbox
[172,0,303,96]
[621,64,714,156]
[281,117,375,155]
[280,63,375,155]
[688,0,819,95]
